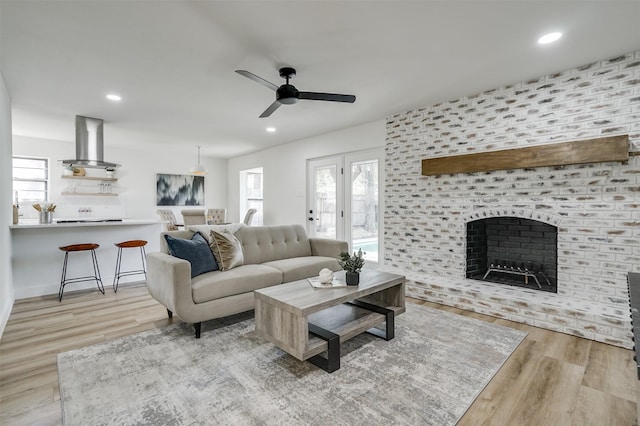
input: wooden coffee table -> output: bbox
[254,269,405,372]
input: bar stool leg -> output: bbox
[91,249,105,295]
[59,252,69,302]
[140,246,147,280]
[113,246,123,293]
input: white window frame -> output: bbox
[12,155,50,205]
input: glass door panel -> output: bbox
[314,165,337,239]
[307,157,343,239]
[349,159,379,262]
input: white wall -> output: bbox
[0,72,15,337]
[227,120,386,226]
[12,135,228,221]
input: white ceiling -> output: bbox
[1,1,639,158]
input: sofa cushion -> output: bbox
[191,264,283,303]
[164,232,218,278]
[209,230,244,271]
[263,256,341,283]
[236,224,312,265]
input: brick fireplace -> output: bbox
[384,51,640,348]
[466,216,558,293]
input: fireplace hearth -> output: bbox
[466,217,557,293]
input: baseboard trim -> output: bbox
[0,286,15,338]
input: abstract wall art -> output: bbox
[156,173,204,206]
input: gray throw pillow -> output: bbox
[164,232,219,278]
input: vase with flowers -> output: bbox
[339,249,365,285]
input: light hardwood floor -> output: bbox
[0,284,637,425]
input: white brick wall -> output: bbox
[385,51,640,348]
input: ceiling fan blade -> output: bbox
[299,92,356,103]
[259,101,281,118]
[235,70,278,91]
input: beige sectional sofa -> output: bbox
[146,224,348,338]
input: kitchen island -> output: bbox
[10,219,164,299]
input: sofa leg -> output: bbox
[167,309,173,319]
[194,322,201,339]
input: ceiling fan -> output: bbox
[235,67,356,118]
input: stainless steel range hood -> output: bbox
[61,115,120,170]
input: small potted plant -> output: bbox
[339,249,365,285]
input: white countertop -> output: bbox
[10,219,164,229]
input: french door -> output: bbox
[307,156,344,241]
[307,149,382,263]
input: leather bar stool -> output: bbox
[58,243,105,302]
[113,240,148,292]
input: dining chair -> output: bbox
[181,209,206,227]
[157,209,180,231]
[243,208,257,226]
[206,208,227,224]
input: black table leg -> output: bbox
[308,323,340,373]
[307,302,396,373]
[347,300,395,341]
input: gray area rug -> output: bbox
[58,303,526,425]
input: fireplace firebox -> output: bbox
[466,217,557,293]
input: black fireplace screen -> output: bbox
[466,217,557,293]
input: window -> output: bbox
[240,167,263,225]
[13,156,49,205]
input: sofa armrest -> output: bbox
[145,252,193,315]
[309,238,348,259]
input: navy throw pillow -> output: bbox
[164,232,219,278]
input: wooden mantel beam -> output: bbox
[421,135,629,176]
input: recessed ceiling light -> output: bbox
[106,94,122,101]
[538,32,562,45]
[266,127,276,133]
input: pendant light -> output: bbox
[190,145,208,175]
